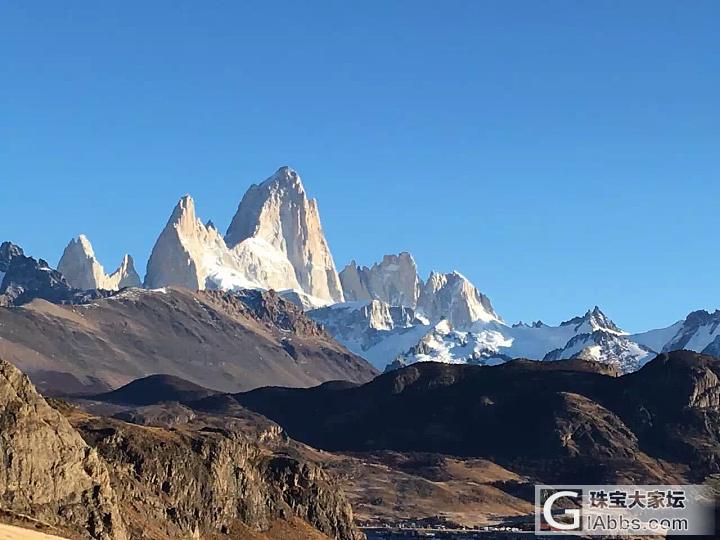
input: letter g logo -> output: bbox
[543,490,581,531]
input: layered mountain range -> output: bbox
[79,350,720,525]
[4,166,720,537]
[7,166,720,375]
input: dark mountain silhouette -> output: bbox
[91,374,218,405]
[181,351,720,484]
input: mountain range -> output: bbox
[3,165,720,538]
[4,166,720,376]
[75,350,720,532]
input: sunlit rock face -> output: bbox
[225,166,344,304]
[58,235,140,291]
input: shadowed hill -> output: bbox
[90,374,218,405]
[183,352,720,484]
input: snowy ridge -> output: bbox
[382,307,651,373]
[634,310,720,355]
[314,259,676,373]
[544,330,654,373]
[309,299,430,370]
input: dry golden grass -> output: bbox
[0,524,69,540]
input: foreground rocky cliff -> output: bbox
[70,412,362,540]
[0,358,127,540]
[0,357,364,540]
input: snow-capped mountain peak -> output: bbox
[225,167,343,304]
[145,192,303,297]
[544,329,654,372]
[560,306,625,335]
[417,270,499,328]
[634,309,720,355]
[143,168,343,307]
[261,165,306,194]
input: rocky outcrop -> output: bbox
[0,358,127,540]
[0,356,365,539]
[202,288,329,337]
[340,253,420,308]
[416,271,498,328]
[0,251,73,306]
[58,235,141,291]
[72,413,363,540]
[0,242,23,277]
[0,245,112,307]
[225,167,344,304]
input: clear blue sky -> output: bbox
[1,1,718,331]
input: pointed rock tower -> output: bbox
[58,235,141,291]
[144,195,227,290]
[416,271,499,328]
[340,252,421,307]
[225,167,344,304]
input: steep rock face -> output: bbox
[0,252,74,306]
[0,242,23,279]
[416,271,498,328]
[543,392,640,460]
[339,253,420,308]
[73,414,363,540]
[225,167,344,304]
[144,195,301,295]
[145,195,233,290]
[58,235,140,291]
[227,237,302,293]
[0,358,127,540]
